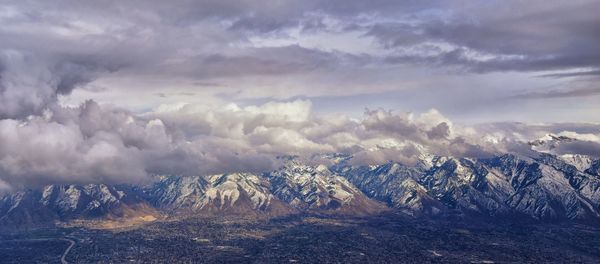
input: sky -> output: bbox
[0,0,599,190]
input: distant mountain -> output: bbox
[0,184,156,227]
[141,173,292,217]
[1,150,600,226]
[141,160,386,217]
[265,160,387,215]
[333,153,600,221]
[528,134,576,153]
[332,157,447,216]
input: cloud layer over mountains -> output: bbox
[1,92,599,191]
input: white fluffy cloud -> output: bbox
[0,96,599,191]
[0,114,146,188]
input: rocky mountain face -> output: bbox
[140,161,385,217]
[528,134,577,153]
[1,151,599,226]
[0,184,154,226]
[333,153,600,221]
[140,173,291,217]
[264,160,386,215]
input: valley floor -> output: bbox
[1,213,600,263]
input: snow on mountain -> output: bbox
[203,173,270,210]
[585,159,600,176]
[198,173,291,215]
[265,160,387,215]
[560,154,593,171]
[0,184,155,226]
[332,152,600,221]
[528,134,576,153]
[2,149,600,226]
[141,173,292,217]
[333,161,445,216]
[0,190,57,226]
[141,175,209,211]
[140,158,386,217]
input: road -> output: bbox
[0,237,76,263]
[60,238,76,264]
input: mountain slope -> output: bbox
[0,184,156,227]
[333,153,600,221]
[141,173,292,217]
[333,161,446,216]
[266,161,387,215]
[1,151,599,226]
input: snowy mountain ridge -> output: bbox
[1,151,600,226]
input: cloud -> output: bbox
[1,0,599,123]
[537,70,600,78]
[0,50,94,118]
[0,114,147,188]
[0,99,322,189]
[153,103,478,167]
[427,122,450,140]
[1,0,600,191]
[508,86,600,99]
[1,97,599,190]
[368,1,600,73]
[505,75,600,100]
[554,141,600,157]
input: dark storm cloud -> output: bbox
[555,141,600,158]
[0,50,118,118]
[505,74,600,100]
[427,122,450,140]
[3,0,598,85]
[2,0,597,103]
[169,46,352,79]
[537,70,600,78]
[0,0,445,77]
[368,1,600,73]
[508,85,600,100]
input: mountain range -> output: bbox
[2,135,600,227]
